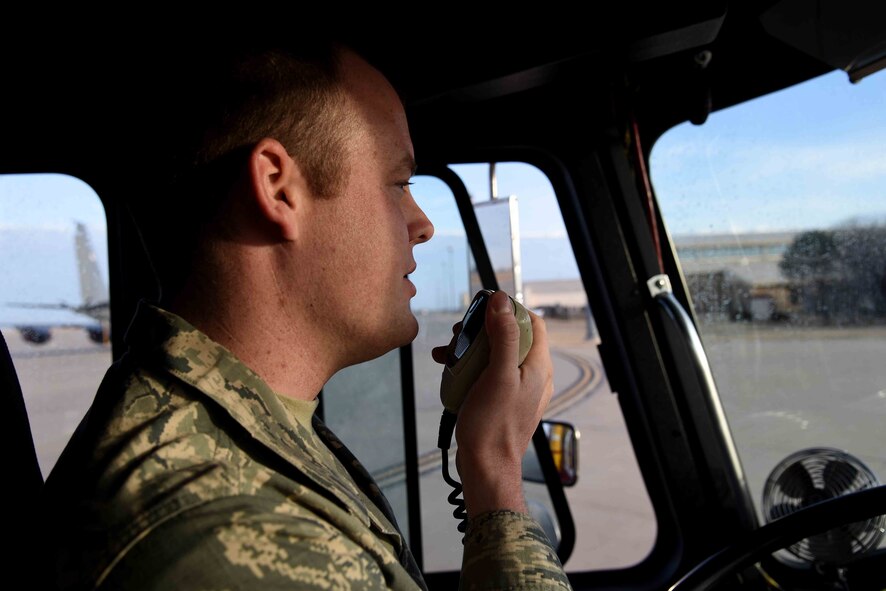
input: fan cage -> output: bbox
[762,447,885,564]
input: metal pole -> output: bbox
[447,246,454,311]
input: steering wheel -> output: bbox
[669,486,886,590]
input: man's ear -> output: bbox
[248,138,309,241]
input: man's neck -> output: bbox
[168,246,338,402]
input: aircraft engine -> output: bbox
[86,324,109,344]
[17,326,51,344]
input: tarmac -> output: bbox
[5,316,885,573]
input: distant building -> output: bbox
[515,232,800,323]
[673,232,797,321]
[523,279,587,319]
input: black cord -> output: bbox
[437,411,468,536]
[441,448,468,535]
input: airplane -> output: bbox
[9,223,110,345]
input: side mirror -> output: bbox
[522,420,580,487]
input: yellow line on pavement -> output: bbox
[374,348,604,488]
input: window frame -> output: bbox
[413,148,692,588]
[411,163,576,582]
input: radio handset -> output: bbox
[436,289,533,534]
[439,289,534,414]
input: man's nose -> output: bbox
[407,194,434,245]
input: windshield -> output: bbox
[651,69,886,544]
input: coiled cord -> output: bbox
[441,448,468,534]
[438,411,468,536]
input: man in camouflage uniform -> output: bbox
[42,43,572,590]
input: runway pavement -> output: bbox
[3,327,111,478]
[6,318,884,574]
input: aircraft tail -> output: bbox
[75,223,109,308]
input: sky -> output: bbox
[1,68,884,321]
[650,69,886,236]
[0,175,108,326]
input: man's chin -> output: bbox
[384,314,420,353]
[346,315,419,367]
[401,315,420,345]
[391,312,419,347]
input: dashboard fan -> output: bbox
[762,447,885,565]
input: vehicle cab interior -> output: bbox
[2,2,886,589]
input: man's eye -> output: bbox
[396,181,415,192]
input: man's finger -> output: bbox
[520,312,554,407]
[432,346,447,364]
[521,310,550,368]
[485,291,520,369]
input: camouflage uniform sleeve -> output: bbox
[460,510,572,591]
[96,496,408,591]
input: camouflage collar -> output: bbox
[124,301,399,539]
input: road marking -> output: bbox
[374,347,604,488]
[545,349,603,417]
[10,346,108,360]
[751,410,810,430]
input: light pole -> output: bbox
[447,246,454,311]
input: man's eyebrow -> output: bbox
[397,154,417,176]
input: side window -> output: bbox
[410,164,657,572]
[0,174,111,478]
[407,175,472,570]
[651,70,886,552]
[323,350,411,540]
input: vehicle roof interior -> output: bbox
[0,1,883,341]
[4,1,884,176]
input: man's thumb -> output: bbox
[486,291,519,367]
